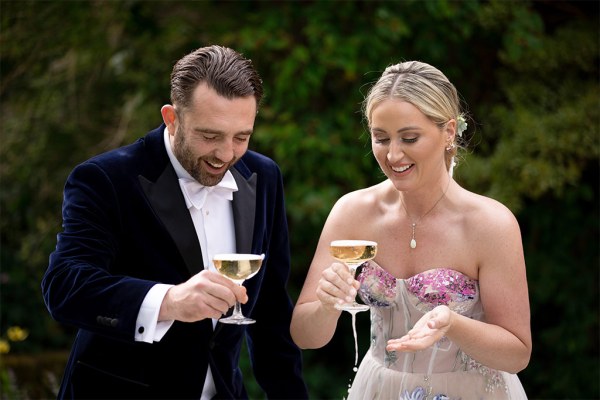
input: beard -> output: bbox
[172,124,234,187]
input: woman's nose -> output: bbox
[387,140,404,163]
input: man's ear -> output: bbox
[160,105,177,135]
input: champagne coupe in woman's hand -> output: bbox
[213,253,264,325]
[330,240,378,312]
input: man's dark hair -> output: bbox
[170,45,263,111]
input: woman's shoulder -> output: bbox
[458,187,520,238]
[324,181,392,233]
[333,180,391,210]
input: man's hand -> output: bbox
[159,270,248,322]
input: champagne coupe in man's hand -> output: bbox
[330,240,378,312]
[213,253,264,325]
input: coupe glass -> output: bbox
[329,240,377,312]
[213,253,264,325]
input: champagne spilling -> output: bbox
[330,240,378,392]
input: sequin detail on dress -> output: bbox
[401,386,457,400]
[357,263,478,312]
[460,352,510,394]
[352,263,513,397]
[405,268,478,314]
[357,261,397,307]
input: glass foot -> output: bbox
[219,315,256,325]
[335,301,369,312]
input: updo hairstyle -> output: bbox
[362,61,465,171]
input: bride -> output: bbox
[290,61,531,399]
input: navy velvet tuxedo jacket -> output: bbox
[42,125,308,399]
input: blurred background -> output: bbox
[1,0,598,398]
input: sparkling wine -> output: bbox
[214,254,263,283]
[330,240,377,268]
[329,240,377,313]
[213,253,264,325]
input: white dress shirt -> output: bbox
[134,127,238,399]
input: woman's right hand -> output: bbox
[316,262,360,311]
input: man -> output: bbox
[42,45,308,399]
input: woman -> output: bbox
[291,61,531,398]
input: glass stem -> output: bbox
[232,301,243,317]
[348,264,359,277]
[232,281,244,318]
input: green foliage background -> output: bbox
[1,1,598,398]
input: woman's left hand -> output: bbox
[386,305,453,352]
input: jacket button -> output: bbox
[110,319,118,327]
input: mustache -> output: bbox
[200,156,237,167]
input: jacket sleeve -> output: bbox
[41,160,155,341]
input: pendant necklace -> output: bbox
[400,179,451,249]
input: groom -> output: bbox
[42,45,308,399]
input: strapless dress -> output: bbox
[345,262,528,400]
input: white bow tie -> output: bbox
[179,176,237,210]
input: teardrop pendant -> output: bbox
[410,238,417,249]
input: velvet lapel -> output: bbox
[139,164,204,277]
[230,168,256,254]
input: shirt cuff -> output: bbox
[135,284,175,343]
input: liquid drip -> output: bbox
[350,310,359,366]
[345,309,361,398]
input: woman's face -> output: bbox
[370,99,450,192]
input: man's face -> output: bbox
[171,83,257,186]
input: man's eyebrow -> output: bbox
[193,127,223,134]
[193,127,253,135]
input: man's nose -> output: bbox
[215,140,235,162]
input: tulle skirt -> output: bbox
[347,350,528,400]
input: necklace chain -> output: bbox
[400,179,451,249]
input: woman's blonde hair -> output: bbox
[363,61,465,171]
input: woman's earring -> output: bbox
[446,143,455,151]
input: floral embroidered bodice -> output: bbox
[357,262,508,392]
